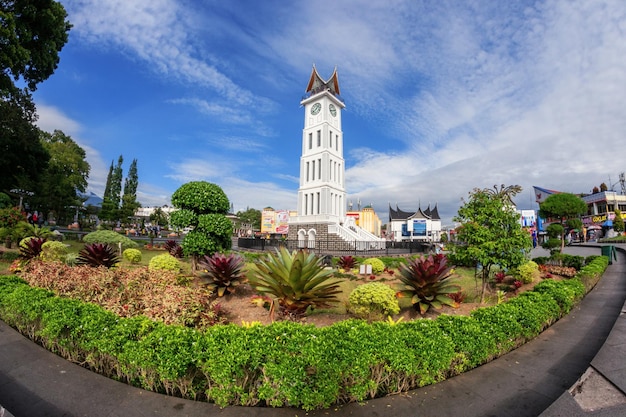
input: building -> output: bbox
[346,205,383,237]
[534,184,626,239]
[581,191,626,238]
[287,66,384,249]
[387,204,442,242]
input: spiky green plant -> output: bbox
[248,247,342,320]
[198,252,246,297]
[76,243,120,268]
[397,253,461,314]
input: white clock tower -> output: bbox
[296,66,346,222]
[288,66,383,250]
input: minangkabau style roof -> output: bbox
[306,65,341,97]
[389,203,441,222]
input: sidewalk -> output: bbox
[0,245,625,417]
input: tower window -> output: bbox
[312,160,315,181]
[306,162,309,182]
[330,131,333,148]
[336,135,339,150]
[317,192,320,214]
[318,158,321,180]
[317,130,321,147]
[308,133,312,149]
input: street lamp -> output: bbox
[9,189,34,210]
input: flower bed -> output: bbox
[0,256,608,410]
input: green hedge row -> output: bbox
[0,256,608,410]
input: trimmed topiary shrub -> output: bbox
[148,253,181,272]
[123,248,142,263]
[362,257,385,274]
[82,230,139,250]
[516,260,540,284]
[40,241,69,262]
[348,282,400,320]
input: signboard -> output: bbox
[275,210,289,234]
[261,208,290,234]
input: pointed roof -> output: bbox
[423,204,441,220]
[408,207,429,220]
[305,65,341,97]
[389,204,417,221]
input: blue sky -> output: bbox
[33,0,626,225]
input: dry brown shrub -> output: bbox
[20,260,225,328]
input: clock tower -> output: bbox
[294,66,346,223]
[288,66,383,250]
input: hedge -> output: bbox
[0,256,609,410]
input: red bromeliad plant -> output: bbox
[163,239,183,258]
[337,255,357,270]
[198,252,246,297]
[19,237,47,260]
[397,254,461,314]
[76,243,120,268]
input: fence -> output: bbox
[236,238,431,257]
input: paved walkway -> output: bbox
[1,245,625,417]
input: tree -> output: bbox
[484,184,522,206]
[149,207,169,227]
[1,0,71,94]
[538,193,587,252]
[99,162,115,220]
[614,209,624,234]
[235,207,261,231]
[1,0,70,193]
[0,100,50,193]
[100,155,124,222]
[448,186,532,303]
[35,130,90,223]
[169,181,232,272]
[600,183,608,192]
[120,159,140,222]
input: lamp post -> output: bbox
[9,189,34,210]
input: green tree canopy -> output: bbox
[1,1,70,194]
[1,0,71,93]
[149,207,169,227]
[100,155,124,222]
[235,207,261,231]
[120,158,140,222]
[538,193,587,251]
[170,181,231,272]
[448,186,532,302]
[34,130,90,223]
[613,209,624,233]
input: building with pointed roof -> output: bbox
[387,204,442,242]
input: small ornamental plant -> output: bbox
[397,254,461,314]
[348,282,400,321]
[148,253,181,272]
[18,237,47,260]
[363,257,385,274]
[123,248,142,264]
[248,248,341,320]
[337,255,357,270]
[198,252,246,297]
[77,243,120,268]
[40,241,69,263]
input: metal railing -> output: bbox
[236,238,430,256]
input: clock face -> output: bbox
[329,103,337,117]
[310,103,321,115]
